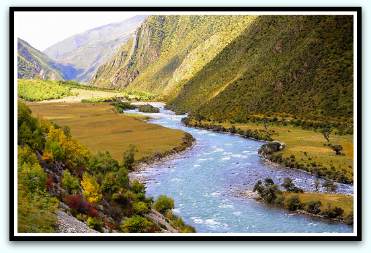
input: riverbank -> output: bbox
[182,117,353,184]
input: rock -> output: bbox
[258,141,285,155]
[56,210,99,233]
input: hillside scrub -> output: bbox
[17,101,195,233]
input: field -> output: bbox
[28,102,188,161]
[283,192,353,217]
[18,79,74,101]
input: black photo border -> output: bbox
[9,6,362,242]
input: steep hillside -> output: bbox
[168,15,353,122]
[18,38,64,80]
[90,15,256,95]
[44,15,146,81]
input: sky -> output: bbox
[15,12,138,51]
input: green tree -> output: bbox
[61,170,80,194]
[121,215,156,233]
[153,195,174,214]
[122,145,136,170]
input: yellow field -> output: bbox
[28,103,188,161]
[283,192,353,216]
[37,88,123,103]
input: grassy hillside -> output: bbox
[90,15,256,95]
[18,38,64,80]
[168,16,353,124]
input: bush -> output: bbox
[286,195,303,211]
[305,200,322,214]
[322,179,338,192]
[153,195,175,214]
[61,170,80,194]
[89,151,120,174]
[137,104,160,113]
[122,145,136,170]
[321,205,344,218]
[253,178,281,204]
[111,101,136,113]
[87,217,103,232]
[120,215,157,233]
[133,201,150,215]
[281,177,304,193]
[81,172,102,204]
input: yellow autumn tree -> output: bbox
[81,172,102,204]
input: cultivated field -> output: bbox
[28,102,187,161]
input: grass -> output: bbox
[283,192,353,217]
[28,102,188,161]
[192,119,353,183]
[18,79,74,101]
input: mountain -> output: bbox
[90,15,256,93]
[92,15,353,122]
[17,38,64,80]
[44,15,146,82]
[168,15,353,122]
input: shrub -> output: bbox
[133,201,150,215]
[321,205,344,218]
[87,217,103,232]
[153,195,175,214]
[61,170,80,194]
[137,104,160,113]
[122,145,136,170]
[281,177,303,193]
[322,179,338,192]
[305,200,322,214]
[253,178,281,204]
[130,180,145,194]
[120,215,156,233]
[81,172,102,204]
[89,151,120,174]
[286,195,303,211]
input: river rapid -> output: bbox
[128,103,353,233]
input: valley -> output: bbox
[16,13,356,235]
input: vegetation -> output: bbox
[153,195,175,214]
[18,79,74,101]
[138,104,160,113]
[18,101,194,233]
[253,178,353,224]
[28,102,192,161]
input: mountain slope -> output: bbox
[18,38,64,80]
[44,15,146,82]
[168,15,353,122]
[90,15,256,95]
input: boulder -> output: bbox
[258,141,285,155]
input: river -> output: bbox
[128,103,353,233]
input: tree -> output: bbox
[321,127,332,143]
[331,144,343,155]
[153,195,175,214]
[322,179,337,192]
[281,177,304,193]
[286,195,303,211]
[253,178,281,204]
[81,172,102,204]
[306,200,322,214]
[122,145,136,170]
[61,170,80,194]
[314,177,321,192]
[133,201,150,215]
[121,215,156,233]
